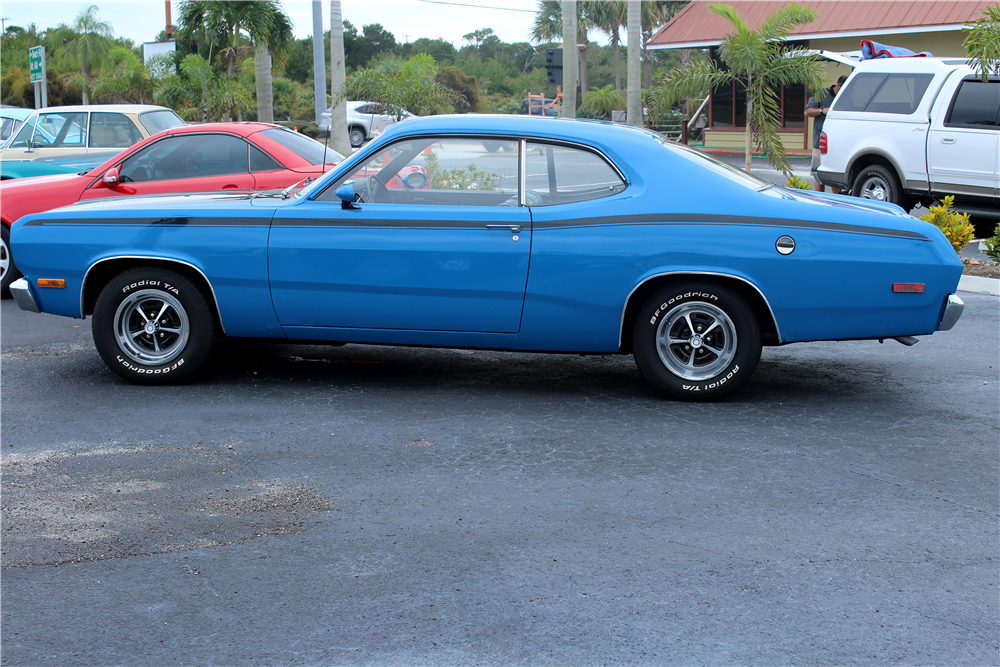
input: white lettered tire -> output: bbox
[92,266,216,384]
[633,283,761,400]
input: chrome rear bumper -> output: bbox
[937,294,964,331]
[9,278,39,313]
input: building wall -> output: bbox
[701,29,968,153]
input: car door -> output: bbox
[79,133,256,200]
[269,136,531,334]
[928,78,1000,202]
[1,111,89,160]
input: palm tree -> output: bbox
[588,1,627,91]
[964,3,1000,82]
[531,0,595,98]
[329,0,351,155]
[583,85,625,119]
[67,4,113,105]
[89,47,155,104]
[649,1,824,173]
[178,0,293,121]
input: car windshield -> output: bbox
[659,139,771,191]
[260,127,344,166]
[139,109,186,134]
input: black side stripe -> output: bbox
[24,212,929,241]
[24,217,273,227]
[531,214,930,240]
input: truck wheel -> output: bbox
[632,283,761,401]
[1,223,22,297]
[349,127,365,148]
[852,164,910,210]
[92,266,217,384]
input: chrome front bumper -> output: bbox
[937,294,964,331]
[9,278,39,313]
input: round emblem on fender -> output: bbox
[776,235,795,255]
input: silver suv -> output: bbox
[318,101,415,147]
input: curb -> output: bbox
[958,275,1000,296]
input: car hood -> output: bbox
[26,191,269,221]
[1,171,86,189]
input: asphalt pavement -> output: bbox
[1,292,997,665]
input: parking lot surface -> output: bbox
[1,294,997,665]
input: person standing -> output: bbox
[805,75,848,193]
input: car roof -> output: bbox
[1,107,33,121]
[851,57,972,75]
[378,113,662,147]
[162,122,283,138]
[22,104,174,115]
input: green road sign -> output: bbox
[29,46,45,84]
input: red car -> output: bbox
[0,122,345,293]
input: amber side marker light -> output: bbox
[892,283,925,293]
[37,279,66,289]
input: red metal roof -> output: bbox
[649,0,994,48]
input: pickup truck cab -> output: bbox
[817,58,999,218]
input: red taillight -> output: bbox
[892,283,925,293]
[819,131,827,155]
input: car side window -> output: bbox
[525,141,626,206]
[835,73,888,112]
[318,136,519,207]
[0,117,20,142]
[90,112,142,148]
[946,80,1000,128]
[32,112,88,148]
[119,134,250,183]
[249,144,282,172]
[7,116,36,149]
[862,74,933,115]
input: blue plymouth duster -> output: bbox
[9,115,964,399]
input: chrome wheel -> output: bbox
[349,128,365,147]
[656,302,738,381]
[858,175,889,201]
[114,289,190,365]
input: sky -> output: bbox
[0,0,545,48]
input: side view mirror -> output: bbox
[102,166,120,187]
[336,183,360,210]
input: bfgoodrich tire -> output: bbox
[92,266,217,384]
[633,283,761,400]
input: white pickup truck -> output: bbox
[817,58,999,219]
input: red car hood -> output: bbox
[0,171,92,224]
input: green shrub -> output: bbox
[983,222,1000,264]
[786,175,812,190]
[919,196,975,254]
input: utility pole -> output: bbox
[312,0,326,127]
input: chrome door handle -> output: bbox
[486,224,521,232]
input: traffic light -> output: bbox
[545,48,563,86]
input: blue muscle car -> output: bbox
[8,115,965,399]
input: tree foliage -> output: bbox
[337,53,462,119]
[964,3,1000,82]
[649,1,824,173]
